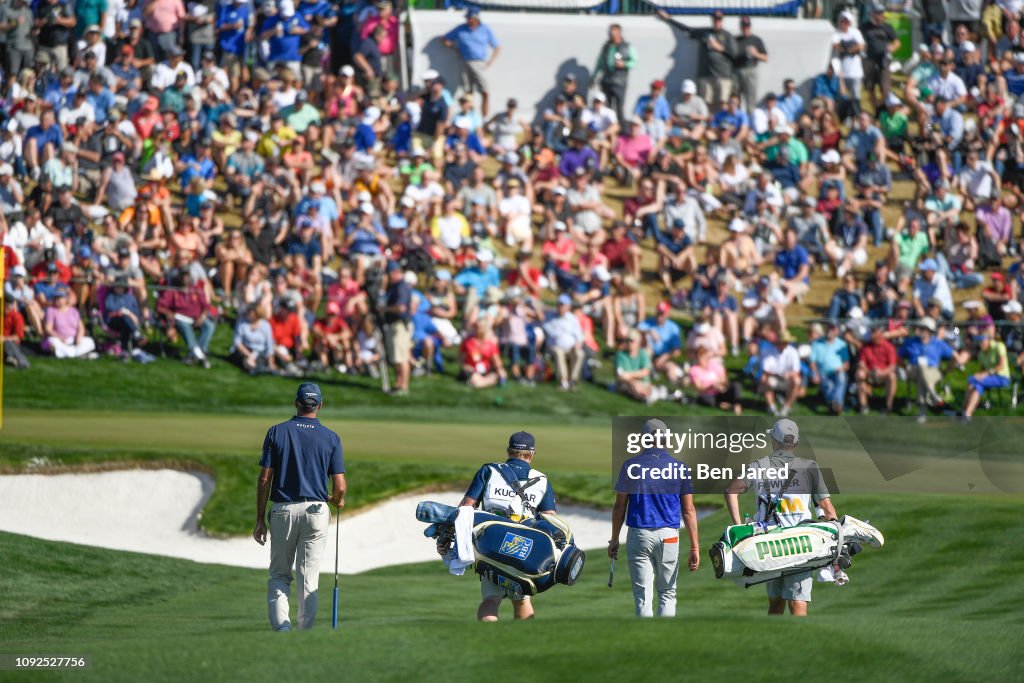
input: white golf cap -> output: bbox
[961,40,976,52]
[502,151,519,164]
[552,186,567,196]
[359,201,375,214]
[279,0,294,16]
[592,265,611,282]
[553,220,567,231]
[422,68,439,81]
[694,322,710,335]
[1003,300,1023,314]
[593,91,607,102]
[962,299,982,309]
[363,106,381,123]
[682,79,697,95]
[357,190,373,202]
[400,195,416,208]
[0,163,12,175]
[477,248,494,262]
[839,10,854,22]
[453,116,472,130]
[849,306,864,319]
[770,418,799,444]
[310,180,326,194]
[885,92,901,107]
[403,270,418,285]
[340,64,355,77]
[775,124,793,135]
[822,149,841,164]
[728,217,747,232]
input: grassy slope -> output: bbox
[1,495,1022,683]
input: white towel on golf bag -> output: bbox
[816,565,850,586]
[443,506,476,575]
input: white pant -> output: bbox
[626,526,680,618]
[48,336,96,359]
[267,501,330,631]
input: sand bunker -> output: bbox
[0,469,614,574]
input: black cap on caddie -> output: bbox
[508,431,535,450]
[296,382,323,408]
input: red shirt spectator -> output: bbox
[271,310,302,350]
[3,306,25,341]
[460,333,500,373]
[31,260,72,285]
[157,283,209,320]
[542,232,575,271]
[858,335,897,371]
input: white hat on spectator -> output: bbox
[477,248,494,263]
[453,117,472,130]
[728,217,747,232]
[279,0,295,17]
[886,93,901,107]
[310,180,326,194]
[422,68,439,81]
[694,323,710,335]
[362,106,381,124]
[961,40,976,52]
[13,264,27,278]
[359,201,375,214]
[400,195,416,208]
[822,149,841,165]
[593,91,607,102]
[962,299,983,309]
[839,10,854,23]
[592,265,611,282]
[502,151,519,164]
[552,186,567,196]
[1014,52,1024,64]
[0,163,12,175]
[774,123,793,136]
[682,79,697,95]
[357,190,373,203]
[849,306,864,319]
[340,65,355,77]
[553,220,568,231]
[404,271,418,285]
[1003,300,1023,314]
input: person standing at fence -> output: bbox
[593,23,637,125]
[443,7,501,117]
[656,9,736,110]
[860,5,899,115]
[734,16,768,114]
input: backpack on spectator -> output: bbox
[976,227,1002,271]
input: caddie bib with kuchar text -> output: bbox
[481,465,549,522]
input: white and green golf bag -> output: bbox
[709,515,884,588]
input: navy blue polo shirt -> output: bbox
[259,416,344,503]
[464,458,557,513]
[614,449,693,529]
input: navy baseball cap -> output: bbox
[508,431,535,450]
[296,382,323,408]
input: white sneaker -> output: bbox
[193,346,206,361]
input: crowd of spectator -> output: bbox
[2,0,1024,419]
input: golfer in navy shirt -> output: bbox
[609,419,699,617]
[254,382,345,631]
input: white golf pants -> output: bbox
[267,500,330,631]
[626,527,679,618]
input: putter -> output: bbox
[608,557,615,589]
[332,509,340,629]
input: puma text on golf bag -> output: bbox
[708,515,883,588]
[416,501,586,599]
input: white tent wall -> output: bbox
[409,11,836,123]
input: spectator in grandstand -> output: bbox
[856,324,898,414]
[656,9,735,110]
[809,321,850,415]
[734,16,768,114]
[442,7,500,117]
[543,294,584,391]
[961,332,1011,419]
[757,327,801,417]
[593,23,637,124]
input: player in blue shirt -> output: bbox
[610,419,699,617]
[254,383,345,632]
[260,1,309,72]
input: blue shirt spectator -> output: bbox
[634,93,670,121]
[900,334,954,368]
[454,263,500,297]
[217,0,250,56]
[775,244,810,283]
[778,90,804,121]
[638,315,681,358]
[810,336,849,374]
[262,12,309,64]
[444,18,499,62]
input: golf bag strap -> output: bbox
[492,463,539,519]
[765,465,800,525]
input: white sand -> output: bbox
[0,469,613,574]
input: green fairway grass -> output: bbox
[2,494,1022,682]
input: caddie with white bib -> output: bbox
[458,431,557,621]
[723,418,838,617]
